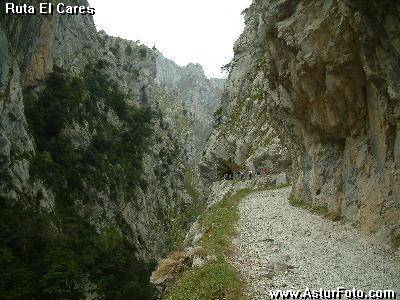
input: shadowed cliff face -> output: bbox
[211,0,400,243]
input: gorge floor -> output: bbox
[232,187,400,299]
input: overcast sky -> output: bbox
[88,0,252,79]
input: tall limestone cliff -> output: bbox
[201,86,291,181]
[0,1,217,298]
[155,54,223,164]
[206,0,400,244]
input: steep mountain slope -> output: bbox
[0,1,219,298]
[156,54,223,164]
[205,0,400,245]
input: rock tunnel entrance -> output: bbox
[217,160,240,180]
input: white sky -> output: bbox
[88,0,252,78]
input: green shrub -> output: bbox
[125,44,133,56]
[139,47,147,58]
[213,107,223,127]
[132,69,140,79]
[110,44,120,56]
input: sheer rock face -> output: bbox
[156,54,223,164]
[201,91,291,182]
[0,1,214,261]
[222,0,400,242]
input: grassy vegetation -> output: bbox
[165,258,243,300]
[289,195,342,222]
[166,188,254,300]
[200,189,251,256]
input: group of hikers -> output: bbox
[223,168,270,181]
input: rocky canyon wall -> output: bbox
[209,0,400,244]
[0,1,217,297]
[156,54,223,164]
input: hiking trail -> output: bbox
[232,187,400,299]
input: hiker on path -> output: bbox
[248,171,253,180]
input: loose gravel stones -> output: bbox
[232,187,400,299]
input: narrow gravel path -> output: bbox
[232,187,400,299]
